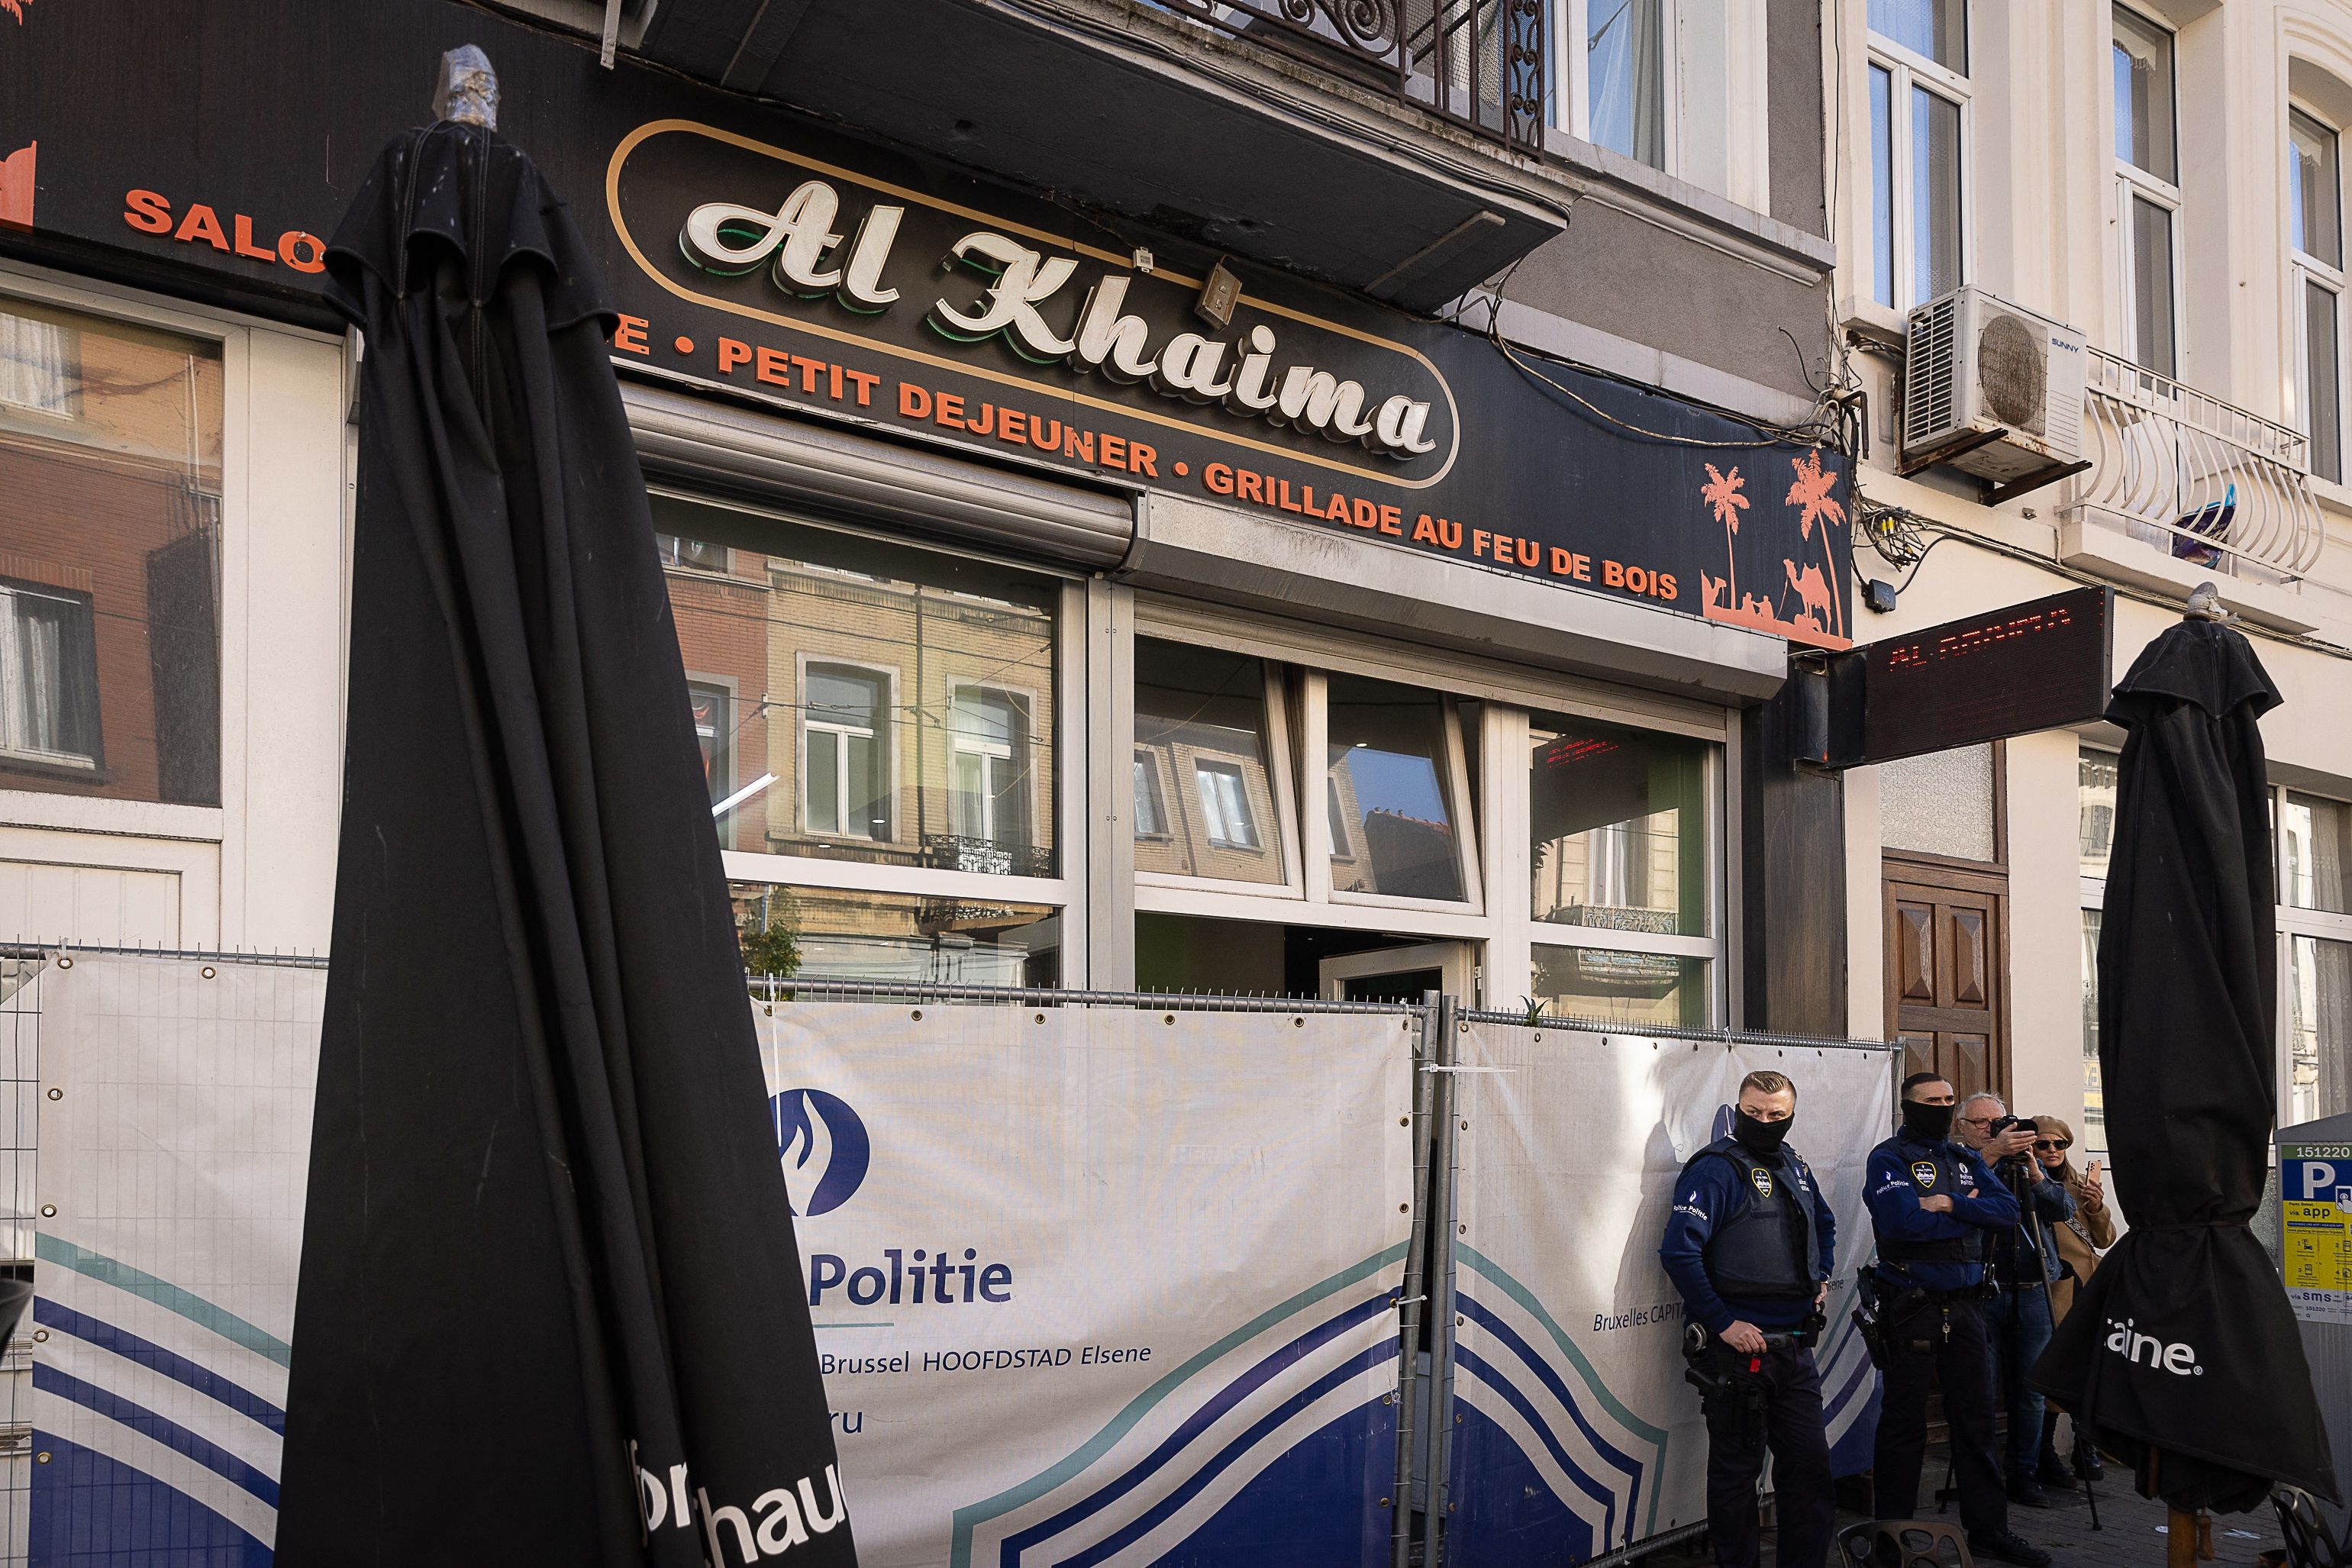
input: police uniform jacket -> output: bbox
[1864,1133,2019,1294]
[1660,1136,1837,1334]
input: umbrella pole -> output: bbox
[2166,1507,2199,1568]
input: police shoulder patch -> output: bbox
[1750,1166,1775,1198]
[1910,1160,1938,1189]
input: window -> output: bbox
[1550,1,1758,203]
[2284,792,2351,914]
[2079,747,2119,1153]
[2291,934,2352,1124]
[1195,760,1260,850]
[0,582,100,768]
[1527,711,1718,1028]
[652,494,1060,878]
[1133,750,1168,839]
[1584,0,1666,167]
[1133,639,1289,886]
[2114,5,2179,376]
[949,686,1034,860]
[1326,674,1473,902]
[1866,0,1967,310]
[0,314,77,418]
[689,679,735,844]
[0,298,222,805]
[805,663,888,841]
[732,882,1060,989]
[1880,743,1997,862]
[655,531,731,573]
[2292,108,2345,483]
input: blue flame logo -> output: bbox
[771,1088,872,1217]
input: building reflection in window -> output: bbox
[1133,638,1286,885]
[732,881,1059,991]
[2290,932,2352,1124]
[1530,947,1710,1029]
[0,298,223,805]
[1528,714,1710,937]
[1327,673,1467,901]
[653,495,1057,878]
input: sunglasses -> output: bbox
[2033,1139,2071,1152]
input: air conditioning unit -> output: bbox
[1902,286,2089,497]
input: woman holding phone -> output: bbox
[2031,1115,2116,1483]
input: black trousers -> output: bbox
[1703,1341,1835,1568]
[1871,1292,2007,1537]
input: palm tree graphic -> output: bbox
[1701,464,1749,611]
[1783,449,1849,639]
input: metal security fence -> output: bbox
[6,950,1906,1568]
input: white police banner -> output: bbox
[27,952,324,1563]
[1446,1027,1896,1566]
[757,1000,1418,1568]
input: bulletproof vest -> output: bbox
[1687,1137,1820,1299]
[1877,1137,1984,1265]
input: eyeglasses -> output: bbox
[2034,1139,2071,1152]
[1956,1115,1998,1128]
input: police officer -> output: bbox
[1864,1073,2050,1567]
[1660,1070,1836,1568]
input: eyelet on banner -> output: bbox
[39,1205,54,1218]
[911,1009,923,1021]
[44,1089,59,1102]
[53,957,70,970]
[1163,1014,1176,1025]
[201,966,217,979]
[1034,1013,1045,1024]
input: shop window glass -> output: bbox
[2079,749,2118,882]
[2289,933,2352,1124]
[1327,674,1466,902]
[1133,750,1168,839]
[1133,638,1284,885]
[1529,714,1712,938]
[689,680,735,845]
[1869,0,1965,72]
[731,882,1059,989]
[0,298,222,805]
[2284,792,2352,914]
[652,495,1057,876]
[1531,946,1710,1029]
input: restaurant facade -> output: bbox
[0,0,1863,1037]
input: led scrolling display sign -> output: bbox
[1821,587,2115,768]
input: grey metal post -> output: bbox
[1389,994,1441,1568]
[1422,994,1463,1568]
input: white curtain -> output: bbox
[0,312,77,417]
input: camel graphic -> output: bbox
[1783,558,1835,634]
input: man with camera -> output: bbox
[1953,1092,2075,1508]
[1659,1070,1837,1568]
[1860,1073,2050,1567]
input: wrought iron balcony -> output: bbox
[2063,347,2326,583]
[1159,0,1548,153]
[921,834,1057,879]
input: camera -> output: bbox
[1986,1113,2022,1138]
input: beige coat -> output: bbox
[2036,1118,2118,1322]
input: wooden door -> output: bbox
[1883,872,2009,1102]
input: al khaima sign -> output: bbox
[0,0,1854,647]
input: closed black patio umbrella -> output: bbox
[2033,592,2335,1515]
[275,53,855,1567]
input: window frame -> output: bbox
[1132,746,1171,842]
[2112,3,2184,378]
[1128,596,1731,1021]
[686,672,738,849]
[0,579,103,773]
[1865,21,1973,313]
[2291,102,2347,485]
[1132,651,1306,902]
[1557,0,1681,174]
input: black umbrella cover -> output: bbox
[275,121,855,1566]
[2032,618,2335,1511]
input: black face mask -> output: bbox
[1732,1109,1792,1156]
[1902,1099,1955,1141]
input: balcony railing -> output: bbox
[1160,0,1547,153]
[2063,347,2326,583]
